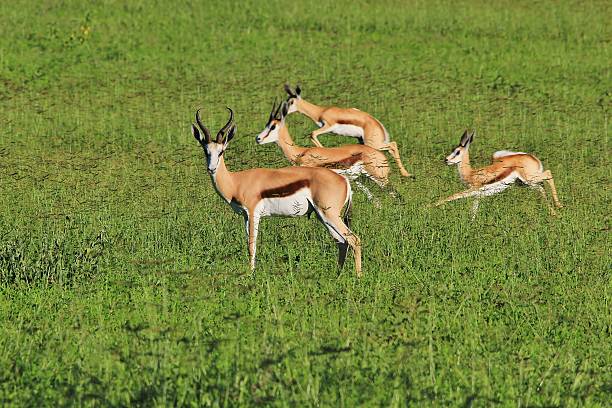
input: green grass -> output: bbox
[0,0,610,405]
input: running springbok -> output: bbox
[283,84,412,177]
[192,108,362,276]
[256,100,393,204]
[434,130,562,218]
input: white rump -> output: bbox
[492,150,527,159]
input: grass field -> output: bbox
[0,0,610,406]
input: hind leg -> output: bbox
[314,206,362,277]
[542,170,562,208]
[379,141,411,177]
[527,169,562,210]
[530,184,557,216]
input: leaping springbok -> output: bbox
[192,108,362,276]
[283,84,412,178]
[434,130,562,219]
[256,100,394,204]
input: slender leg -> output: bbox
[246,211,261,271]
[528,170,562,211]
[531,184,556,216]
[379,141,411,177]
[313,205,362,277]
[470,199,480,220]
[434,188,482,207]
[542,170,562,208]
[310,124,334,147]
[330,220,361,277]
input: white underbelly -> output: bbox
[329,124,364,138]
[257,190,311,217]
[480,175,517,196]
[333,163,364,179]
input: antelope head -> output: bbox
[256,100,289,145]
[192,108,236,175]
[445,130,474,165]
[283,83,302,114]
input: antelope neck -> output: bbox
[277,126,307,163]
[458,149,473,184]
[209,156,235,203]
[296,99,325,122]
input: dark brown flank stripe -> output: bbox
[320,153,362,170]
[336,119,359,125]
[261,180,310,199]
[489,167,515,184]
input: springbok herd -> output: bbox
[192,84,563,277]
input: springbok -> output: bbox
[192,108,362,276]
[256,100,394,204]
[283,84,412,178]
[434,130,562,218]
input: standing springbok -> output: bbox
[434,130,562,218]
[256,100,393,204]
[283,84,412,178]
[192,108,362,276]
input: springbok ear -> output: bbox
[467,130,475,145]
[192,124,203,144]
[459,130,470,146]
[281,101,289,118]
[225,124,236,144]
[284,84,295,97]
[295,85,301,96]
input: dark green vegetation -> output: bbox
[0,0,610,405]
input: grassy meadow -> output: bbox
[0,0,610,405]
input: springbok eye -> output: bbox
[270,124,276,131]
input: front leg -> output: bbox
[470,198,480,220]
[246,211,261,271]
[310,124,333,147]
[434,188,481,207]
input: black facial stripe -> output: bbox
[261,128,272,140]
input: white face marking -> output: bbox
[205,142,225,173]
[286,98,299,114]
[445,147,464,165]
[256,121,280,145]
[329,124,364,138]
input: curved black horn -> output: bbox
[273,99,282,120]
[216,107,234,143]
[268,98,278,122]
[195,109,211,143]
